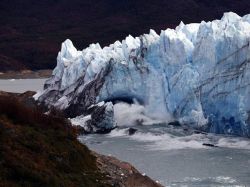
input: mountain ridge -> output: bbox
[0,0,250,71]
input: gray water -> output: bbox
[79,125,250,187]
[0,79,46,93]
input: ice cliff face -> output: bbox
[37,12,250,137]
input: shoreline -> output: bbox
[0,69,52,79]
[0,91,163,187]
[95,152,163,187]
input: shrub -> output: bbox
[0,95,110,187]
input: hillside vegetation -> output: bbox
[0,95,111,187]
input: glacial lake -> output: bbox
[0,79,46,93]
[80,126,250,187]
[1,78,250,187]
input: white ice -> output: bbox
[39,12,250,137]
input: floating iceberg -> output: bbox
[37,12,250,137]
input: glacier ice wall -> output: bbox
[37,12,250,137]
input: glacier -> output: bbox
[36,12,250,137]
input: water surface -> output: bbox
[0,79,46,93]
[79,125,250,187]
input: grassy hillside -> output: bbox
[0,0,250,71]
[0,95,110,187]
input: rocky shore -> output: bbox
[96,152,163,187]
[0,91,162,187]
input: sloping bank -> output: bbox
[0,91,162,187]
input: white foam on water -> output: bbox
[80,126,250,186]
[179,176,242,186]
[129,132,207,150]
[216,137,250,149]
[109,128,250,151]
[214,176,237,184]
[108,128,128,137]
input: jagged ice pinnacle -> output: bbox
[36,12,250,137]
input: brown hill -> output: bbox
[0,92,163,187]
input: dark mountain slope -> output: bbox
[0,0,250,71]
[0,94,111,187]
[0,92,163,187]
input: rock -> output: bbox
[70,102,117,134]
[202,143,218,147]
[90,102,116,133]
[127,128,138,135]
[193,130,207,135]
[168,121,181,127]
[95,152,164,187]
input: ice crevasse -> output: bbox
[36,12,250,137]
